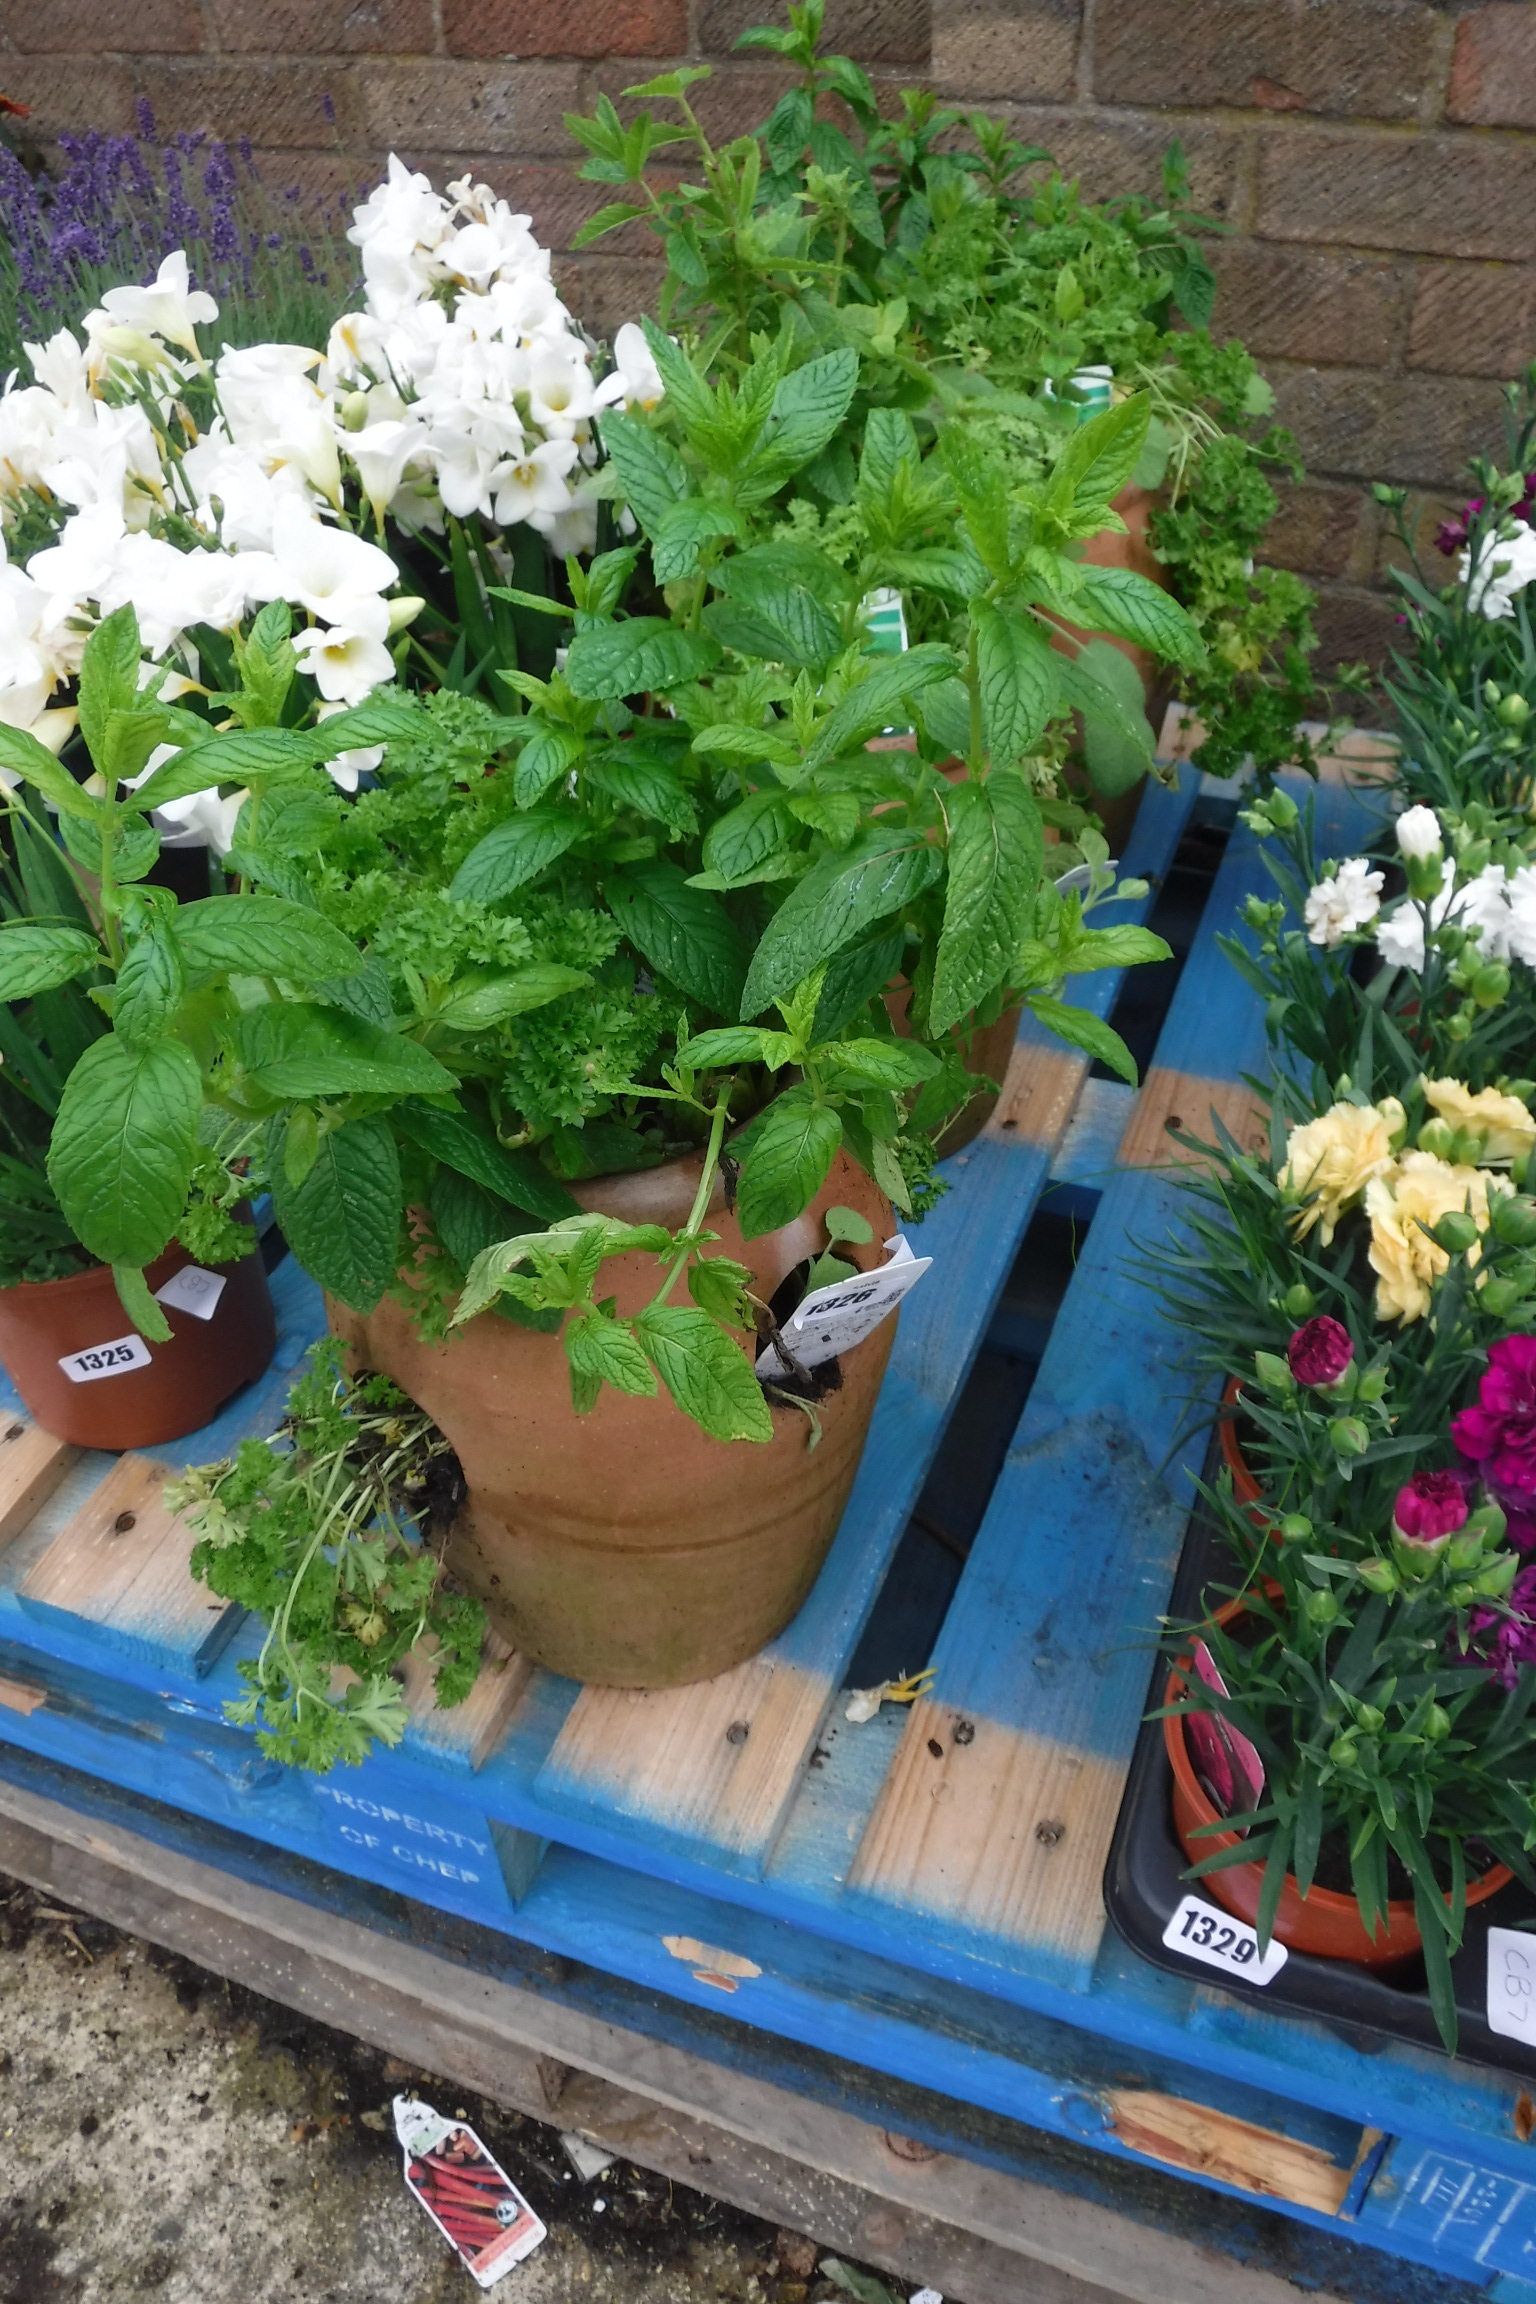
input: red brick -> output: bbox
[1000,106,1244,217]
[701,0,928,64]
[1255,127,1536,262]
[1,0,203,50]
[1310,580,1402,678]
[445,0,687,59]
[1258,481,1379,582]
[0,59,138,137]
[554,250,665,334]
[932,1,1079,102]
[1447,5,1536,129]
[1267,360,1509,488]
[1092,0,1438,121]
[358,61,579,152]
[209,0,435,54]
[1208,239,1410,367]
[1408,260,1536,377]
[137,60,368,145]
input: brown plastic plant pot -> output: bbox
[0,1218,278,1451]
[1165,1590,1511,1968]
[327,1141,899,1689]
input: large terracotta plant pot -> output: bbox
[1219,1376,1262,1507]
[328,1145,898,1687]
[1165,1593,1510,1968]
[0,1223,277,1450]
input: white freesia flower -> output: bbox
[158,785,249,855]
[90,251,217,362]
[1304,858,1384,948]
[292,620,396,708]
[316,699,386,793]
[342,416,431,530]
[0,560,61,736]
[1462,520,1536,620]
[1395,803,1442,860]
[598,320,666,411]
[494,436,580,532]
[242,497,398,637]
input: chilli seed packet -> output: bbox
[394,2096,546,2287]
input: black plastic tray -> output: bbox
[1104,1460,1536,2080]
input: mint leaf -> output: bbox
[395,1099,577,1225]
[112,1261,173,1343]
[741,830,942,1019]
[1027,993,1140,1084]
[0,924,100,1002]
[1071,564,1204,665]
[930,772,1043,1035]
[609,858,751,1017]
[974,603,1058,764]
[234,1004,455,1099]
[175,895,362,984]
[633,1303,773,1441]
[734,1088,842,1238]
[449,809,583,902]
[113,922,186,1048]
[564,618,721,700]
[77,603,143,766]
[566,1308,657,1400]
[268,1111,402,1311]
[48,1033,202,1266]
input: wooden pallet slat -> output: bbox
[0,1418,78,1550]
[17,1454,243,1678]
[843,775,1386,1984]
[529,772,1206,1878]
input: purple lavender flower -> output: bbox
[136,95,157,140]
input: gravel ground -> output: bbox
[0,1872,931,2304]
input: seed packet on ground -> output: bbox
[394,2095,546,2287]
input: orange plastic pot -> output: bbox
[1219,1376,1262,1507]
[1166,1591,1510,1967]
[0,1220,276,1450]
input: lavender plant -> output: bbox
[0,103,361,375]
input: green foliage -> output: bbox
[173,1339,486,1775]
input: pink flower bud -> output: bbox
[1287,1315,1354,1390]
[1392,1470,1470,1552]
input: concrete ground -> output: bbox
[0,1871,934,2304]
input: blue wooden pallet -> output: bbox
[10,760,1536,2298]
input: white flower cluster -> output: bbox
[1462,520,1536,621]
[1304,804,1536,971]
[0,159,661,839]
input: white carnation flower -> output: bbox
[1304,858,1384,948]
[1395,803,1442,860]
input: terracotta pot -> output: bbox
[1056,483,1171,840]
[0,1219,277,1450]
[327,1144,898,1687]
[1166,1591,1511,1967]
[884,982,1021,1156]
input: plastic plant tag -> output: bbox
[58,1333,153,1384]
[756,1235,932,1381]
[155,1264,228,1321]
[394,2096,545,2287]
[859,586,908,657]
[1163,1893,1287,1984]
[1184,1639,1265,1820]
[1487,1927,1536,2042]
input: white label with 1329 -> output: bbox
[1162,1893,1289,1984]
[1487,1926,1536,2041]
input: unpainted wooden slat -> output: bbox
[1116,1068,1268,1174]
[398,1628,532,1772]
[992,1042,1087,1144]
[1104,2090,1357,2217]
[0,1418,78,1549]
[18,1453,240,1675]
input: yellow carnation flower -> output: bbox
[1421,1075,1536,1166]
[1365,1150,1512,1324]
[1279,1097,1405,1244]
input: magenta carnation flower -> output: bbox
[1287,1315,1354,1389]
[1453,1336,1536,1536]
[1471,1564,1536,1689]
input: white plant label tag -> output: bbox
[155,1264,227,1321]
[1162,1893,1288,1985]
[1486,1927,1536,2042]
[756,1234,932,1381]
[58,1333,153,1384]
[393,2096,545,2287]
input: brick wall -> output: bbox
[5,0,1536,672]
